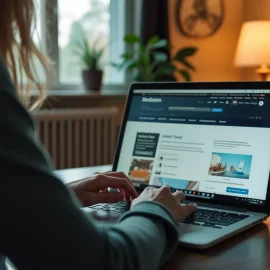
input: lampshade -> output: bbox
[234,20,270,67]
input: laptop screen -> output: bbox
[115,88,270,206]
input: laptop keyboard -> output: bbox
[89,200,129,215]
[180,208,250,228]
[89,201,250,228]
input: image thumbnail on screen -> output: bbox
[208,152,252,179]
[128,159,153,184]
[151,177,199,190]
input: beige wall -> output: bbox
[244,0,270,21]
[169,0,270,82]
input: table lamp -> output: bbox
[234,20,270,81]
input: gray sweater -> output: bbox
[0,59,178,270]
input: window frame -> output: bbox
[42,0,138,91]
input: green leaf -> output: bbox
[162,63,176,74]
[134,73,145,82]
[124,34,140,44]
[126,61,139,71]
[182,60,195,71]
[174,47,197,70]
[153,52,168,62]
[144,37,168,55]
[137,49,150,65]
[83,39,90,53]
[146,39,168,53]
[137,44,151,65]
[73,37,106,69]
[147,36,160,45]
[117,58,138,71]
[177,47,197,57]
[154,63,176,78]
[95,47,105,59]
[120,52,134,60]
[178,70,191,81]
[151,39,168,49]
[152,63,177,81]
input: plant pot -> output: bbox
[82,69,103,91]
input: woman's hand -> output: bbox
[131,186,196,222]
[68,172,138,207]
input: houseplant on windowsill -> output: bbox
[74,38,105,91]
[112,34,197,82]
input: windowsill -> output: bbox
[31,89,128,97]
[47,89,128,97]
[38,89,127,123]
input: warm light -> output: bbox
[234,21,270,80]
[235,21,270,67]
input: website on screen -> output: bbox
[116,90,270,205]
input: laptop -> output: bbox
[89,81,270,249]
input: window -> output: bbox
[19,0,47,85]
[40,0,132,89]
[58,0,123,85]
[33,0,42,45]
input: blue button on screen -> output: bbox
[212,108,223,112]
[226,187,249,195]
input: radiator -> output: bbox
[32,108,118,169]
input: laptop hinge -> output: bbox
[186,200,267,214]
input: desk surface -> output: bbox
[55,166,270,270]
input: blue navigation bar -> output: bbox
[128,95,270,128]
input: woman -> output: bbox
[0,1,196,269]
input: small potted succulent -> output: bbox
[113,34,197,82]
[74,38,105,91]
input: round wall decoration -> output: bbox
[175,0,225,38]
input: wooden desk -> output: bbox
[55,166,270,270]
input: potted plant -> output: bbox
[113,34,197,82]
[74,38,105,91]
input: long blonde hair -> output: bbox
[0,0,51,110]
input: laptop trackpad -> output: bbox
[177,223,228,247]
